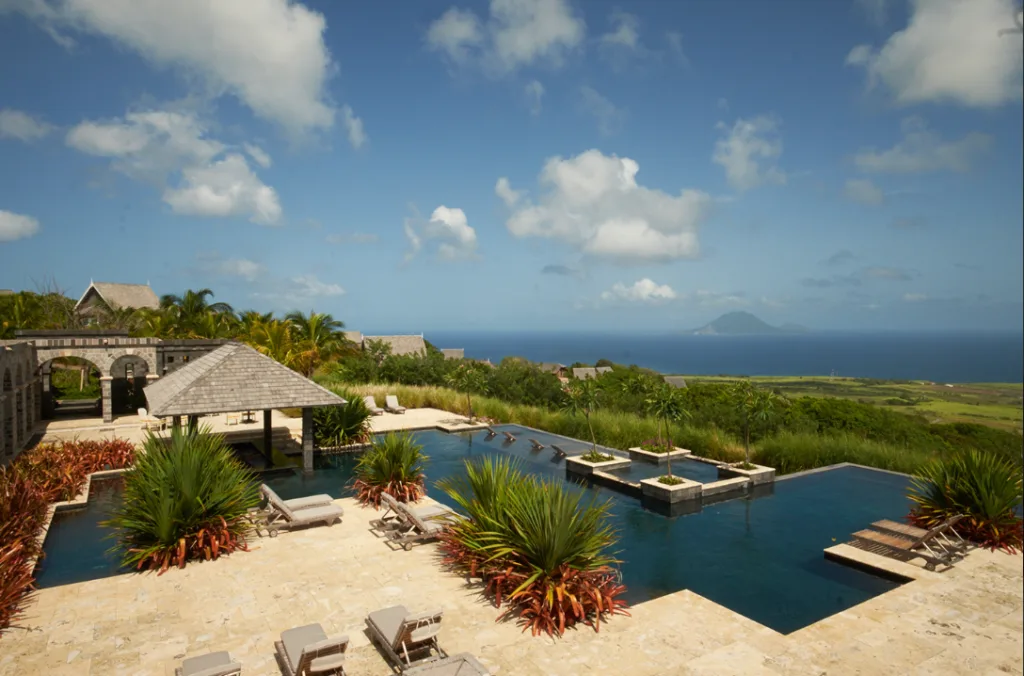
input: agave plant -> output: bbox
[438,456,628,637]
[104,426,260,574]
[313,393,373,447]
[909,449,1023,551]
[351,432,427,506]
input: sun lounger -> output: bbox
[386,395,407,414]
[363,395,385,416]
[852,525,962,570]
[261,485,343,532]
[366,605,446,671]
[385,504,450,550]
[551,444,567,458]
[176,651,242,676]
[528,438,545,450]
[502,431,516,442]
[275,623,348,676]
[371,493,456,533]
[406,653,490,675]
[871,515,971,553]
[261,484,334,512]
[484,427,497,438]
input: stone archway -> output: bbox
[110,354,150,415]
[40,356,106,422]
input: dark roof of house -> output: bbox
[75,282,160,311]
[144,343,346,416]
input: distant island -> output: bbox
[689,311,810,336]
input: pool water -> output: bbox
[606,457,721,484]
[37,425,910,634]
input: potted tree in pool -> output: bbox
[561,378,613,463]
[444,363,488,422]
[645,384,690,485]
[724,382,779,485]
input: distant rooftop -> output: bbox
[440,348,464,360]
[572,366,613,380]
[75,281,160,311]
[362,334,427,357]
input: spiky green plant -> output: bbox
[438,456,628,636]
[104,426,259,574]
[352,432,427,506]
[909,449,1023,551]
[313,393,372,447]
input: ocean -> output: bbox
[424,331,1024,383]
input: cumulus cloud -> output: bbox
[846,0,1023,107]
[252,274,344,306]
[340,105,367,149]
[601,278,677,303]
[712,116,786,191]
[665,31,689,66]
[0,108,54,142]
[66,109,281,224]
[426,0,585,76]
[0,209,41,242]
[524,79,544,115]
[243,143,272,168]
[843,178,885,205]
[494,177,523,207]
[854,117,991,174]
[10,0,337,136]
[825,249,856,266]
[404,206,478,261]
[578,85,625,135]
[499,149,712,263]
[196,254,266,281]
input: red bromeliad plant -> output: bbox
[437,456,630,638]
[351,432,427,507]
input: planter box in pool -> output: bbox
[640,476,702,503]
[701,476,750,498]
[565,455,630,476]
[718,462,776,486]
[628,446,692,464]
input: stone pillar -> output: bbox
[41,363,54,419]
[301,407,314,474]
[100,376,114,423]
[24,383,33,433]
[262,409,273,466]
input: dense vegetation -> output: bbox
[352,432,427,506]
[312,389,373,447]
[438,456,628,637]
[0,439,135,634]
[105,427,259,574]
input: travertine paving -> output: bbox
[3,494,1021,676]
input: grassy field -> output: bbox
[668,375,1023,432]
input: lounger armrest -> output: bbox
[190,664,242,676]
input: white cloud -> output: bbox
[201,256,265,281]
[243,143,272,169]
[288,275,344,297]
[579,85,624,135]
[856,0,891,26]
[903,292,928,302]
[0,108,54,142]
[844,178,885,205]
[712,116,786,191]
[404,206,478,261]
[693,289,748,307]
[665,31,689,66]
[846,0,1023,107]
[854,116,991,173]
[340,105,367,150]
[600,10,640,50]
[499,149,713,263]
[0,209,41,241]
[494,177,522,207]
[13,0,336,135]
[253,273,344,305]
[66,109,281,224]
[524,79,544,115]
[426,0,585,76]
[601,278,677,304]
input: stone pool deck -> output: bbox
[4,494,1021,676]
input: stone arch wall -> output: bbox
[1,366,13,460]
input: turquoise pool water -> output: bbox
[37,425,909,633]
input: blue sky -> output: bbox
[1,0,1022,333]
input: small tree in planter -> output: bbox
[561,378,608,460]
[731,382,780,469]
[645,384,690,483]
[444,363,488,421]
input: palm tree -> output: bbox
[445,364,488,419]
[249,319,297,368]
[0,292,43,338]
[645,384,690,479]
[135,309,178,338]
[561,377,601,453]
[188,310,238,339]
[160,289,233,332]
[285,310,345,376]
[732,382,780,468]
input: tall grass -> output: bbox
[754,431,931,475]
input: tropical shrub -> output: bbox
[639,438,673,453]
[313,393,372,447]
[580,450,614,463]
[909,450,1023,552]
[438,456,628,637]
[9,438,136,502]
[105,427,259,574]
[351,432,427,507]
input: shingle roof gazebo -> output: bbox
[143,343,347,471]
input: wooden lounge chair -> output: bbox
[363,395,385,416]
[176,651,242,676]
[385,505,449,550]
[366,605,446,671]
[528,438,545,450]
[262,486,343,532]
[371,494,456,533]
[502,431,517,442]
[484,427,497,439]
[551,444,567,458]
[406,653,490,675]
[386,395,407,414]
[871,515,971,553]
[275,623,348,676]
[261,484,334,512]
[852,525,962,570]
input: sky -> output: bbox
[0,0,1022,334]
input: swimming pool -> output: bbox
[37,425,910,633]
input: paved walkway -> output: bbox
[3,492,1021,676]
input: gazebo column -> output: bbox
[41,362,54,419]
[301,407,314,474]
[262,409,273,466]
[100,376,113,423]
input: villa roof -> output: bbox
[664,376,688,389]
[362,334,427,356]
[144,342,346,416]
[342,331,363,344]
[75,282,160,311]
[440,348,464,360]
[539,362,566,373]
[572,366,613,380]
